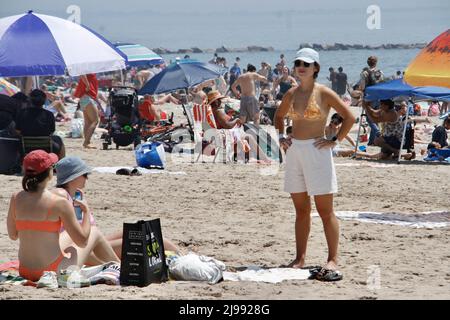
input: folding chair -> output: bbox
[21,136,53,155]
[185,103,232,163]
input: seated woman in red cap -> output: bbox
[6,150,119,282]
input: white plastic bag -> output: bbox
[168,253,226,284]
[70,118,84,138]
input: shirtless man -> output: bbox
[231,64,268,127]
[135,69,154,89]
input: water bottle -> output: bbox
[73,190,83,221]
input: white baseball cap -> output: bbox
[294,48,320,65]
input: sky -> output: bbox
[1,0,449,50]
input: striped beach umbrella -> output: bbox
[404,29,450,88]
[115,43,164,67]
[0,11,126,77]
[0,77,19,96]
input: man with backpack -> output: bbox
[359,56,385,145]
[359,56,384,91]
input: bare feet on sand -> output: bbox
[83,144,97,149]
[285,259,305,268]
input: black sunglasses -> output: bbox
[294,60,311,68]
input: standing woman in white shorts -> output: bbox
[73,74,99,149]
[274,48,355,281]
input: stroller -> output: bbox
[102,86,141,150]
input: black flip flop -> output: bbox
[116,168,131,175]
[130,168,142,176]
[304,265,323,280]
[315,268,343,282]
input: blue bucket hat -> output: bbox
[55,156,92,187]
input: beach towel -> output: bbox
[335,162,397,168]
[289,211,450,229]
[0,261,33,286]
[223,266,311,283]
[334,211,450,229]
[0,261,121,287]
[92,166,186,175]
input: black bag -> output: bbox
[120,219,168,286]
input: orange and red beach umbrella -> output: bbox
[404,29,450,88]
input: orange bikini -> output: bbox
[287,84,325,121]
[14,194,64,281]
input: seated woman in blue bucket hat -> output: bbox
[53,156,179,262]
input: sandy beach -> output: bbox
[0,103,449,300]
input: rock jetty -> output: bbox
[151,43,426,55]
[298,43,427,51]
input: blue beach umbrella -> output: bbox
[0,11,126,77]
[114,43,164,67]
[138,59,226,95]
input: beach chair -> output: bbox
[185,103,233,163]
[21,136,53,155]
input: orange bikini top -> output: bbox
[287,84,325,121]
[14,194,62,233]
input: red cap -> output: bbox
[23,150,59,175]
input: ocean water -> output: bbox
[1,0,447,84]
[161,48,422,86]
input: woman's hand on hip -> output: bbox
[280,137,292,151]
[314,138,337,150]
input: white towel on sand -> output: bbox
[223,266,310,283]
[290,211,450,229]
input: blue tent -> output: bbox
[413,86,450,102]
[358,78,450,164]
[364,79,413,101]
[365,79,450,102]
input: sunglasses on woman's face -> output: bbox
[82,173,89,179]
[294,60,311,68]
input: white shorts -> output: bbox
[284,139,338,196]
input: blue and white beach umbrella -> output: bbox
[139,59,226,95]
[115,43,164,67]
[0,11,126,77]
